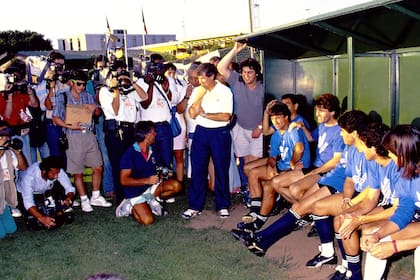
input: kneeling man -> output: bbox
[116,121,182,225]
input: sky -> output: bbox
[1,0,375,48]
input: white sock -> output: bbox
[415,247,420,280]
[363,235,391,280]
[321,242,335,257]
[80,195,89,202]
[92,190,100,199]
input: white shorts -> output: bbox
[232,123,263,158]
[173,113,187,150]
[129,183,160,205]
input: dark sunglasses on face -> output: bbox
[72,80,86,87]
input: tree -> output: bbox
[0,30,53,54]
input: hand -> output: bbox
[264,99,277,115]
[84,104,97,113]
[266,157,277,168]
[186,84,194,98]
[338,214,360,239]
[293,161,304,171]
[251,126,262,138]
[161,78,170,93]
[234,41,247,53]
[148,175,159,185]
[108,77,118,88]
[360,233,380,252]
[369,241,395,259]
[38,216,56,228]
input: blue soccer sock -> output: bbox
[335,232,348,268]
[257,209,299,250]
[250,197,262,214]
[346,254,362,280]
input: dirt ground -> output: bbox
[184,203,336,280]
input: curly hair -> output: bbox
[315,93,341,119]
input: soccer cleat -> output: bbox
[307,225,318,237]
[241,212,257,223]
[237,221,261,232]
[306,253,338,268]
[90,195,112,207]
[115,199,132,218]
[329,265,350,280]
[182,209,201,220]
[231,229,252,241]
[241,235,265,257]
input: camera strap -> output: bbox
[153,82,172,114]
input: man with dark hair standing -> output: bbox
[117,121,181,225]
[17,156,75,231]
[217,42,264,168]
[53,70,110,212]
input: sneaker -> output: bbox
[242,190,251,208]
[90,196,112,207]
[241,212,257,223]
[231,228,252,241]
[116,199,132,218]
[329,265,349,280]
[219,209,230,218]
[237,221,261,232]
[72,200,80,207]
[148,198,163,216]
[11,207,22,218]
[166,197,175,203]
[307,225,318,237]
[240,234,265,257]
[81,199,93,213]
[306,253,338,268]
[182,209,201,220]
[270,196,290,216]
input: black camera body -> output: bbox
[0,138,23,151]
[156,166,170,180]
[145,62,165,84]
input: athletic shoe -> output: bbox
[241,212,257,223]
[242,190,251,208]
[306,253,338,268]
[90,195,112,207]
[81,199,93,213]
[240,234,265,257]
[231,229,252,241]
[115,199,132,218]
[11,207,22,218]
[270,196,290,216]
[72,200,80,207]
[219,209,230,218]
[237,221,261,232]
[329,265,350,280]
[148,198,163,216]
[182,209,201,220]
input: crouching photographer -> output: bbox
[99,60,148,204]
[115,121,181,225]
[17,156,75,231]
[0,120,27,239]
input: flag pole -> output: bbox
[141,8,147,56]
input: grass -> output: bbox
[0,188,285,280]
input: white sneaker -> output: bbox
[11,207,22,218]
[182,209,201,220]
[81,199,93,212]
[72,200,80,207]
[90,195,112,207]
[147,198,163,216]
[116,199,132,218]
[219,209,230,218]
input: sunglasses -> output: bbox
[72,80,86,87]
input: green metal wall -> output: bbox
[264,48,420,127]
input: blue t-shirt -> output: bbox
[312,123,345,168]
[345,147,374,192]
[373,160,401,207]
[269,127,311,171]
[119,144,161,198]
[318,145,353,192]
[390,174,420,229]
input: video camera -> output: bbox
[156,166,171,180]
[145,62,165,84]
[0,73,29,95]
[115,70,135,95]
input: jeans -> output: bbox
[30,142,50,163]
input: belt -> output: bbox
[115,121,135,128]
[154,121,169,126]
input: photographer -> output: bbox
[17,156,75,231]
[35,51,69,161]
[0,64,39,166]
[0,120,27,238]
[99,59,147,203]
[116,121,181,225]
[137,53,177,169]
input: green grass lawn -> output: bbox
[0,191,286,280]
